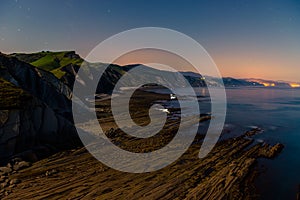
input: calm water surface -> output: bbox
[209,87,300,199]
[151,87,300,199]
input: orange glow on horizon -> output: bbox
[260,83,275,87]
[212,50,300,82]
[290,83,300,88]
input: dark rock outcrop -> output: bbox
[0,98,80,162]
[0,53,81,163]
[0,53,72,116]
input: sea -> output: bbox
[147,86,300,199]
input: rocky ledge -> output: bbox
[0,128,283,200]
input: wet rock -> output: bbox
[106,128,118,138]
[259,143,284,158]
[0,181,8,189]
[0,167,12,175]
[4,190,11,196]
[10,157,22,165]
[268,143,284,158]
[0,128,285,199]
[13,161,31,171]
[6,163,12,169]
[45,169,58,176]
[245,128,263,136]
[101,188,113,194]
[0,176,6,183]
[9,178,20,185]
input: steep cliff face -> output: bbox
[0,53,80,163]
[0,99,79,163]
[3,54,73,111]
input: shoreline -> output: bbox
[0,128,284,199]
[0,90,285,199]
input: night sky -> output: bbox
[0,0,299,81]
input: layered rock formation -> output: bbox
[0,53,80,163]
[0,128,284,199]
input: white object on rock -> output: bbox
[170,94,176,100]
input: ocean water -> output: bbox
[149,87,300,199]
[221,87,300,200]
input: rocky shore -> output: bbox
[0,127,283,200]
[0,52,286,199]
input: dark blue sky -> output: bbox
[0,0,299,81]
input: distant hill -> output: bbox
[244,78,299,88]
[1,50,299,163]
[10,51,300,89]
[181,71,300,88]
[10,51,208,93]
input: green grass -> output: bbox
[51,68,67,79]
[11,51,83,79]
[30,54,61,71]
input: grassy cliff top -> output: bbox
[11,51,83,78]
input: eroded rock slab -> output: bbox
[0,129,283,200]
